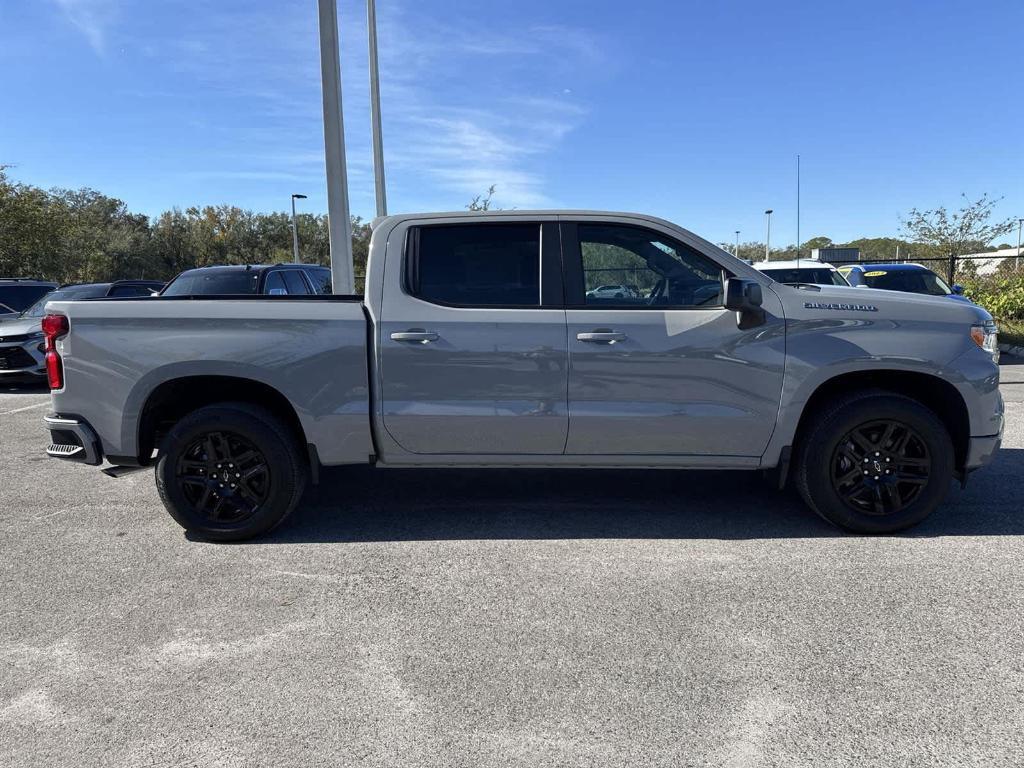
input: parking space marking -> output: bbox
[0,401,50,416]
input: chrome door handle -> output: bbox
[576,331,627,343]
[390,330,439,343]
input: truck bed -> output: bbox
[47,296,371,466]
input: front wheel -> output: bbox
[794,392,954,533]
[155,403,307,541]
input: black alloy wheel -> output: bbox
[795,391,954,534]
[156,403,306,541]
[830,419,931,516]
[177,431,270,524]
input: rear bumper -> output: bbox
[44,414,103,466]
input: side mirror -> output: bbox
[724,278,766,329]
[951,284,965,295]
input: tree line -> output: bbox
[0,168,371,286]
[1,168,1016,289]
[722,194,1018,264]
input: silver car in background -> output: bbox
[0,281,162,382]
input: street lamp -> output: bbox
[367,0,387,217]
[291,194,308,264]
[1017,218,1023,268]
[735,230,741,259]
[764,209,773,261]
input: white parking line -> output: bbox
[0,401,50,416]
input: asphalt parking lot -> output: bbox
[2,359,1023,767]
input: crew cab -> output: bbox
[42,211,1003,540]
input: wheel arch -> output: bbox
[790,370,970,472]
[135,374,308,465]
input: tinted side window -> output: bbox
[282,271,310,295]
[577,224,724,308]
[305,268,332,294]
[409,224,541,307]
[264,272,288,294]
[162,271,260,296]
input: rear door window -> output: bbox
[304,268,332,294]
[282,271,310,295]
[264,272,288,294]
[408,223,541,307]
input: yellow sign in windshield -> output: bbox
[863,270,887,277]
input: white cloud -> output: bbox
[373,11,602,210]
[52,0,116,56]
[81,1,604,214]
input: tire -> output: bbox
[155,403,307,541]
[794,390,954,533]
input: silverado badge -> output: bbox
[804,301,877,312]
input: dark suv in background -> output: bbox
[160,264,332,296]
[0,279,58,316]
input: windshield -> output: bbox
[760,268,849,286]
[22,284,111,318]
[162,270,260,296]
[861,269,950,296]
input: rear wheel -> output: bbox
[795,391,954,533]
[155,403,306,541]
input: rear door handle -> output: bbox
[390,330,439,343]
[576,331,627,343]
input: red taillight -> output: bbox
[41,314,70,390]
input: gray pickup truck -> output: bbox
[42,211,1003,540]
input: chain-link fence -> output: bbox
[827,252,1024,331]
[828,252,1024,286]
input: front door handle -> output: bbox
[576,331,627,344]
[390,330,439,343]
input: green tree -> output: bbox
[901,193,1016,257]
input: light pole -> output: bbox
[291,194,307,263]
[317,0,354,293]
[764,209,773,261]
[735,230,741,259]
[1017,218,1023,268]
[367,0,387,217]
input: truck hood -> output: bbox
[774,283,992,323]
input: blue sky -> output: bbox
[2,0,1022,245]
